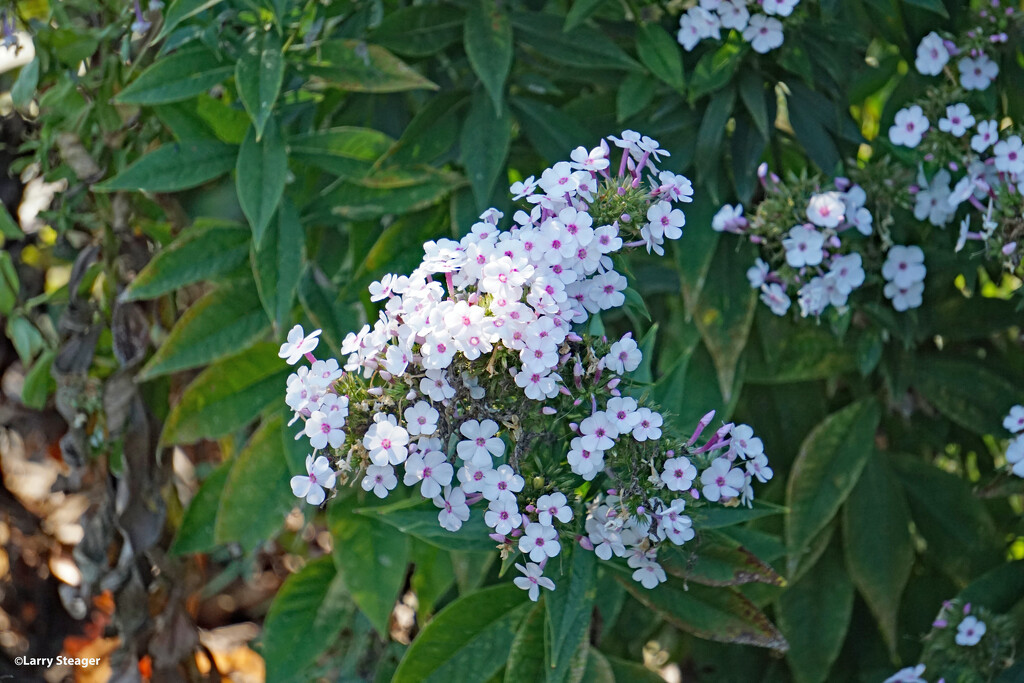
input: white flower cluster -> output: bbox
[915,27,1007,92]
[717,175,871,318]
[676,0,798,54]
[881,245,926,312]
[277,133,774,600]
[1003,404,1024,479]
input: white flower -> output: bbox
[955,616,986,646]
[743,14,784,54]
[628,552,667,589]
[536,492,573,525]
[747,258,769,288]
[806,192,844,228]
[304,410,346,450]
[403,449,453,499]
[913,169,954,227]
[656,499,694,545]
[484,497,522,535]
[971,120,999,153]
[434,486,470,531]
[457,462,492,493]
[631,408,663,442]
[290,455,336,505]
[456,419,505,466]
[884,281,925,312]
[646,201,685,241]
[783,225,825,268]
[514,562,555,602]
[604,336,642,374]
[718,0,749,31]
[828,253,865,294]
[606,396,641,434]
[701,457,745,502]
[661,456,697,492]
[567,437,605,480]
[882,245,926,288]
[746,453,774,483]
[362,415,410,466]
[728,424,764,459]
[482,464,524,502]
[712,203,747,232]
[958,54,998,91]
[368,273,399,301]
[420,369,456,402]
[569,144,610,172]
[404,400,439,436]
[993,135,1024,176]
[278,325,322,364]
[760,283,791,316]
[914,31,948,75]
[361,464,397,499]
[1004,405,1024,434]
[1007,435,1024,478]
[937,103,975,137]
[762,0,799,17]
[888,105,929,148]
[883,663,927,683]
[580,412,618,451]
[519,522,561,562]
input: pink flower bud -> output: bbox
[489,533,506,543]
[541,406,557,415]
[933,619,948,628]
[578,536,594,551]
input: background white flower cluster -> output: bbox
[677,0,800,54]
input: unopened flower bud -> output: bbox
[541,406,557,415]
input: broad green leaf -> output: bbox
[504,602,546,683]
[902,0,949,17]
[307,41,439,93]
[330,503,410,636]
[695,86,735,203]
[730,115,767,202]
[371,4,464,57]
[662,530,785,587]
[377,92,467,169]
[0,203,22,240]
[746,311,855,384]
[289,127,393,178]
[392,583,529,683]
[687,500,786,530]
[170,461,230,555]
[95,140,238,193]
[690,238,757,401]
[123,220,250,300]
[20,349,55,410]
[512,97,595,163]
[581,649,615,683]
[689,42,742,102]
[461,91,512,211]
[913,355,1022,436]
[410,541,456,621]
[512,13,641,71]
[787,87,840,174]
[653,341,741,434]
[358,497,497,552]
[636,23,684,90]
[116,47,232,105]
[160,342,291,445]
[0,251,18,314]
[298,269,353,353]
[616,573,788,651]
[253,199,303,333]
[564,0,609,31]
[842,453,914,655]
[616,73,656,122]
[261,556,353,683]
[236,31,284,140]
[957,560,1024,613]
[546,548,597,682]
[604,654,662,683]
[465,0,513,114]
[139,279,270,380]
[237,119,287,244]
[776,542,853,683]
[304,168,463,222]
[738,71,771,140]
[156,0,224,40]
[891,455,1002,583]
[214,415,295,548]
[675,194,720,307]
[785,399,881,562]
[11,57,39,110]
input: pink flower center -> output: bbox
[381,439,392,449]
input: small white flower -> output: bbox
[914,32,948,75]
[656,499,694,545]
[712,204,747,233]
[403,449,453,499]
[743,14,784,54]
[718,0,749,31]
[938,103,975,137]
[971,120,999,153]
[519,522,561,562]
[404,400,439,436]
[536,492,573,525]
[993,135,1024,176]
[484,497,522,535]
[762,0,798,17]
[1007,435,1024,478]
[457,462,492,493]
[701,457,745,502]
[433,486,471,531]
[883,663,926,683]
[883,280,925,312]
[604,336,642,374]
[760,283,791,316]
[362,415,410,466]
[746,453,774,483]
[728,424,764,459]
[746,258,769,288]
[828,253,865,294]
[361,464,397,499]
[290,455,336,506]
[278,325,322,364]
[955,616,986,646]
[304,410,346,450]
[888,105,929,148]
[1004,405,1024,434]
[958,54,998,91]
[662,456,697,492]
[631,408,663,442]
[456,419,505,466]
[513,562,555,602]
[783,225,825,268]
[882,245,926,288]
[482,464,524,502]
[628,551,667,589]
[806,192,844,228]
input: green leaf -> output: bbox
[160,342,291,445]
[304,168,463,222]
[116,47,233,105]
[214,415,295,548]
[289,127,393,178]
[0,251,18,315]
[652,340,740,434]
[785,399,881,563]
[841,453,914,655]
[891,455,1003,583]
[662,530,785,587]
[902,0,949,17]
[20,350,55,410]
[504,602,546,683]
[261,556,353,683]
[156,0,224,41]
[787,87,840,174]
[738,71,771,140]
[378,92,468,168]
[95,140,238,193]
[957,560,1024,613]
[237,118,287,245]
[253,199,303,333]
[636,23,684,90]
[695,86,736,202]
[546,548,597,682]
[371,4,464,57]
[616,73,656,122]
[138,278,270,380]
[236,31,284,140]
[359,497,497,552]
[746,311,855,383]
[123,220,250,300]
[689,42,742,102]
[170,461,230,555]
[307,41,439,93]
[330,503,410,636]
[512,97,595,163]
[461,91,512,211]
[686,500,786,530]
[465,0,513,114]
[11,57,39,110]
[564,0,609,31]
[616,573,788,651]
[913,355,1021,436]
[0,203,22,240]
[392,583,529,683]
[604,654,662,683]
[512,13,641,72]
[776,542,853,683]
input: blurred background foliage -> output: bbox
[0,0,1021,681]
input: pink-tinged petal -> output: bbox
[291,475,312,498]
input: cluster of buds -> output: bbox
[280,133,774,598]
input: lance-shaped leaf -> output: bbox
[237,118,287,245]
[236,31,284,140]
[305,41,439,93]
[116,47,233,105]
[460,91,512,211]
[95,140,237,193]
[357,497,496,553]
[289,127,393,178]
[545,547,597,682]
[913,354,1022,436]
[662,529,785,587]
[252,199,303,333]
[465,0,513,113]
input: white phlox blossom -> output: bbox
[677,1,797,53]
